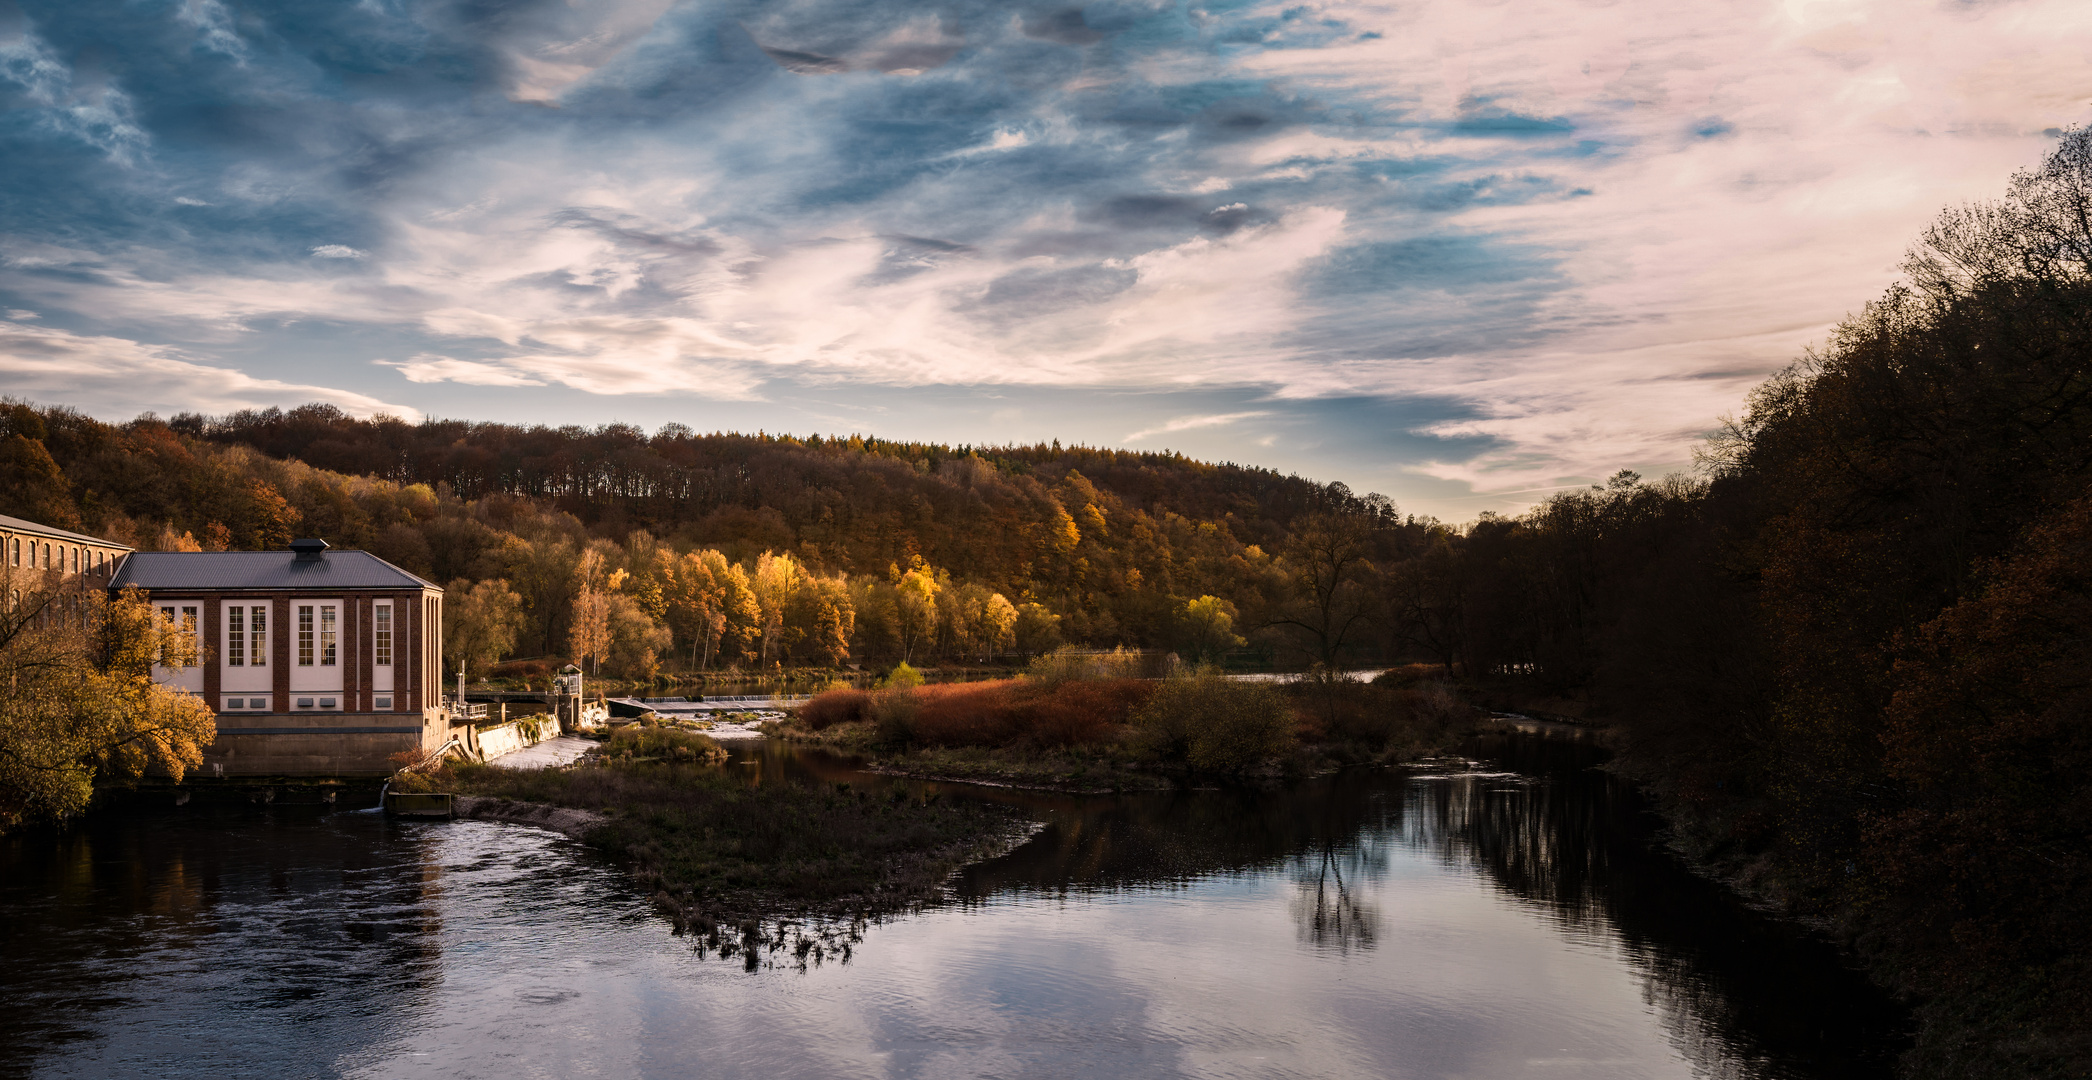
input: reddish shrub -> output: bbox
[906,681,1022,746]
[1013,677,1156,747]
[799,688,872,730]
[854,676,1159,749]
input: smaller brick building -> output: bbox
[1,513,132,599]
[110,538,454,776]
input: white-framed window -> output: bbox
[373,604,392,667]
[320,605,337,666]
[228,608,245,666]
[160,605,199,664]
[249,606,267,666]
[298,606,314,666]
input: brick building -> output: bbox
[1,513,132,599]
[108,538,454,776]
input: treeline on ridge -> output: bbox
[0,397,1433,676]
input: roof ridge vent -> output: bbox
[290,538,329,561]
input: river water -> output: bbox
[0,724,1905,1080]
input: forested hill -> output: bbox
[0,398,1413,666]
[168,406,1356,560]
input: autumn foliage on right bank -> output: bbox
[1468,131,2092,1078]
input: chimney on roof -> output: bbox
[290,538,329,561]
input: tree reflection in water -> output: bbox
[939,723,1905,1080]
[1290,839,1382,953]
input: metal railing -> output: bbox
[447,699,490,721]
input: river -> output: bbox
[0,723,1905,1079]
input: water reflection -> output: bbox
[1290,840,1382,953]
[0,728,1905,1080]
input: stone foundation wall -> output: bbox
[199,711,447,777]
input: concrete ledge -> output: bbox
[453,796,609,841]
[217,726,423,735]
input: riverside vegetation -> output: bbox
[395,725,1024,963]
[766,651,1477,790]
[389,662,1468,953]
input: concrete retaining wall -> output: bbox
[478,713,561,763]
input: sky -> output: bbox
[1,0,2088,521]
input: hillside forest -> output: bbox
[0,395,1425,682]
[5,129,2092,1080]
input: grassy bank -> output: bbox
[766,660,1477,790]
[399,727,1027,956]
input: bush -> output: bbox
[598,725,728,765]
[799,688,872,730]
[881,661,924,689]
[1021,677,1155,747]
[1026,645,1145,686]
[870,686,920,747]
[844,676,1157,750]
[905,681,1021,746]
[1132,676,1295,772]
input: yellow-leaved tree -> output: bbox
[0,581,216,831]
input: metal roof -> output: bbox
[109,550,439,592]
[0,513,133,550]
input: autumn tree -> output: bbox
[1011,601,1061,656]
[1264,511,1379,668]
[893,563,942,661]
[1178,594,1245,665]
[443,578,528,678]
[0,582,216,831]
[569,548,613,675]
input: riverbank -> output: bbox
[419,727,1028,937]
[763,670,1479,792]
[762,726,1175,793]
[1448,675,2089,1080]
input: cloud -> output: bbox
[2,0,2090,516]
[0,320,420,421]
[1125,411,1270,441]
[376,355,547,387]
[0,17,149,163]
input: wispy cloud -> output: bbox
[0,320,420,421]
[1125,411,1271,442]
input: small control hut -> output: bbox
[110,539,454,776]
